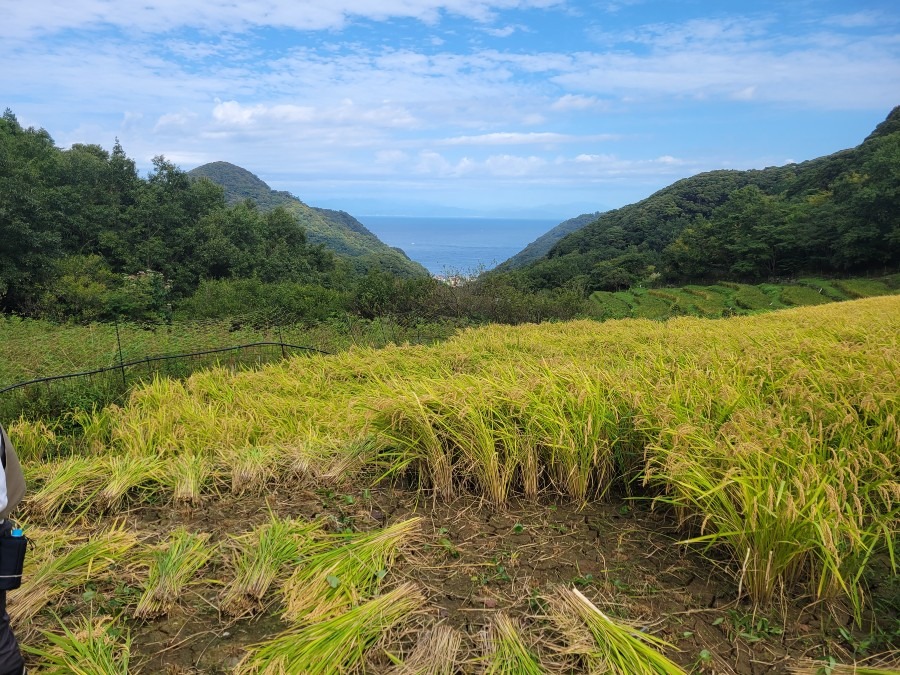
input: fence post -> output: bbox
[114,318,127,389]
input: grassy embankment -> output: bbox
[7,295,900,672]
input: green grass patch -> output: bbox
[780,284,834,306]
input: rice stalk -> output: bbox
[547,587,686,675]
[134,527,214,620]
[370,387,456,497]
[163,451,213,505]
[788,660,900,675]
[24,614,133,675]
[27,455,106,518]
[236,582,424,675]
[387,623,464,675]
[220,515,323,618]
[96,453,164,511]
[10,524,137,627]
[281,517,420,623]
[221,445,282,495]
[481,613,546,674]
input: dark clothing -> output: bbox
[0,521,22,674]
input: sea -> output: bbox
[358,216,560,276]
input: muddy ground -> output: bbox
[26,483,899,674]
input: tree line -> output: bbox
[0,109,594,326]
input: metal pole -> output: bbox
[114,318,127,389]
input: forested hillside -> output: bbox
[188,162,426,278]
[0,110,353,320]
[507,107,900,292]
[496,211,602,270]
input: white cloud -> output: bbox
[551,94,603,111]
[153,111,197,131]
[485,25,516,37]
[822,11,883,29]
[484,154,545,175]
[441,131,618,145]
[2,0,566,38]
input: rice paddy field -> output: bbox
[589,274,900,321]
[7,296,900,673]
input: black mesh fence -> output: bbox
[0,342,327,422]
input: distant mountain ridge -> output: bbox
[189,162,427,277]
[507,106,900,291]
[496,211,603,271]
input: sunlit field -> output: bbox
[9,296,900,673]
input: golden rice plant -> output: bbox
[640,340,900,619]
[220,515,323,618]
[10,524,137,627]
[68,405,117,454]
[524,365,620,502]
[26,455,106,518]
[96,453,164,511]
[547,587,686,675]
[237,582,424,675]
[220,444,283,495]
[134,527,215,619]
[162,451,214,505]
[387,623,464,675]
[24,614,133,675]
[481,613,546,674]
[443,380,520,507]
[5,417,61,463]
[281,517,420,623]
[370,385,457,498]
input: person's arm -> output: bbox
[0,430,9,517]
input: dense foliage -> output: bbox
[505,107,900,292]
[188,161,426,278]
[0,109,349,320]
[495,211,602,271]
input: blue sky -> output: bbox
[3,1,898,218]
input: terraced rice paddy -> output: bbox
[8,296,900,673]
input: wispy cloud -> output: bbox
[440,131,619,145]
[2,1,895,214]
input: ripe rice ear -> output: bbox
[221,445,283,495]
[370,387,457,498]
[134,527,214,620]
[27,456,106,519]
[164,451,213,505]
[220,516,323,618]
[237,582,424,675]
[23,614,132,675]
[10,524,137,628]
[481,613,546,674]
[546,586,686,675]
[281,517,420,623]
[96,453,164,511]
[387,623,464,675]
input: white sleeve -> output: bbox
[0,434,9,518]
